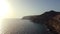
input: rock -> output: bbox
[22,10,60,34]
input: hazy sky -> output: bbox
[5,0,60,18]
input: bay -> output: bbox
[1,18,49,34]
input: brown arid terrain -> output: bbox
[22,10,60,34]
[47,14,60,34]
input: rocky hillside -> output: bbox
[22,10,60,34]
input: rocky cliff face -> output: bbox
[47,14,60,34]
[22,10,60,34]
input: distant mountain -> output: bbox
[22,10,60,34]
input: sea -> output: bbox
[1,18,50,34]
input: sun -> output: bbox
[0,0,9,26]
[0,0,9,18]
[0,0,10,34]
[0,0,16,25]
[0,0,16,33]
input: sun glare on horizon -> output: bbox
[0,0,15,34]
[0,0,11,20]
[0,0,10,34]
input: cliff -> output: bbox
[22,10,60,34]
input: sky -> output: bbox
[0,0,60,18]
[0,0,60,33]
[0,0,60,31]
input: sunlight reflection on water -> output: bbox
[1,19,48,34]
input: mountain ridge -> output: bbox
[22,10,60,34]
